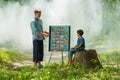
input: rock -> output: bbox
[72,49,103,68]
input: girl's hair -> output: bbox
[77,29,84,36]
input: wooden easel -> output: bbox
[48,51,64,65]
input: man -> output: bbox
[30,10,49,69]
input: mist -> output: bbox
[0,0,120,54]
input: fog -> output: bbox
[0,0,119,54]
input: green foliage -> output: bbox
[0,0,30,7]
[0,49,120,80]
[2,0,29,3]
[99,50,120,64]
[0,63,119,80]
[0,48,9,63]
[0,48,30,63]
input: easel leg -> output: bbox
[62,51,64,64]
[48,52,52,65]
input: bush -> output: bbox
[0,48,9,63]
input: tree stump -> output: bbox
[72,49,103,68]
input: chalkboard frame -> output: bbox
[49,25,71,52]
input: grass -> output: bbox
[0,63,119,80]
[0,48,32,67]
[99,49,120,65]
[0,48,120,80]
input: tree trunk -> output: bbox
[72,49,103,68]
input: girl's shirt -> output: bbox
[30,18,44,40]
